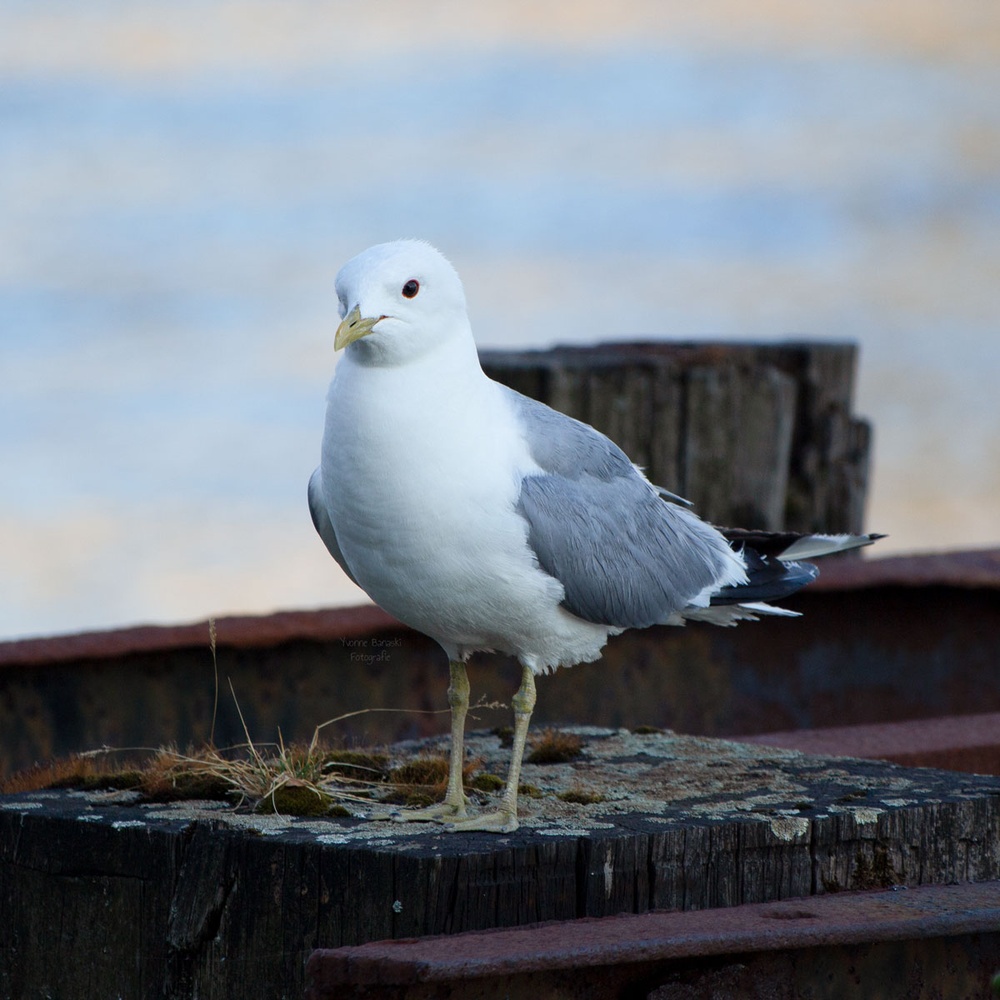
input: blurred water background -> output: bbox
[1,1,998,640]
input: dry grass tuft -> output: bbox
[148,730,387,816]
[0,752,143,796]
[1,736,392,817]
[322,749,391,781]
[389,755,451,787]
[381,757,449,806]
[527,729,585,764]
[130,749,233,802]
[379,755,482,806]
[2,737,494,817]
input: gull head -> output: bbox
[334,240,471,364]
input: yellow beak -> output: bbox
[335,306,382,350]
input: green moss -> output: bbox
[518,783,544,798]
[557,789,604,805]
[403,792,435,808]
[133,767,234,803]
[63,770,145,792]
[159,772,233,802]
[256,782,333,817]
[469,772,504,792]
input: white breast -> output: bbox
[319,349,611,670]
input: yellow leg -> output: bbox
[449,663,536,834]
[383,660,470,823]
[441,659,471,813]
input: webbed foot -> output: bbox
[445,807,518,834]
[372,796,469,824]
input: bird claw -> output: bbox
[375,800,468,824]
[369,799,518,833]
[445,809,518,834]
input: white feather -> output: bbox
[778,533,878,561]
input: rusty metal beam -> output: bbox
[306,881,1000,1000]
[740,711,1000,775]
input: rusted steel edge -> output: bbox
[807,546,1000,591]
[3,547,998,670]
[739,711,1000,764]
[0,604,403,669]
[305,881,1000,990]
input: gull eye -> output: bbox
[401,279,420,299]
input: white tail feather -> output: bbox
[778,533,879,562]
[671,601,802,627]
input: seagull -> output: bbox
[309,240,881,834]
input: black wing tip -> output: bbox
[710,551,818,606]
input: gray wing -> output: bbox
[307,468,360,586]
[504,389,737,629]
